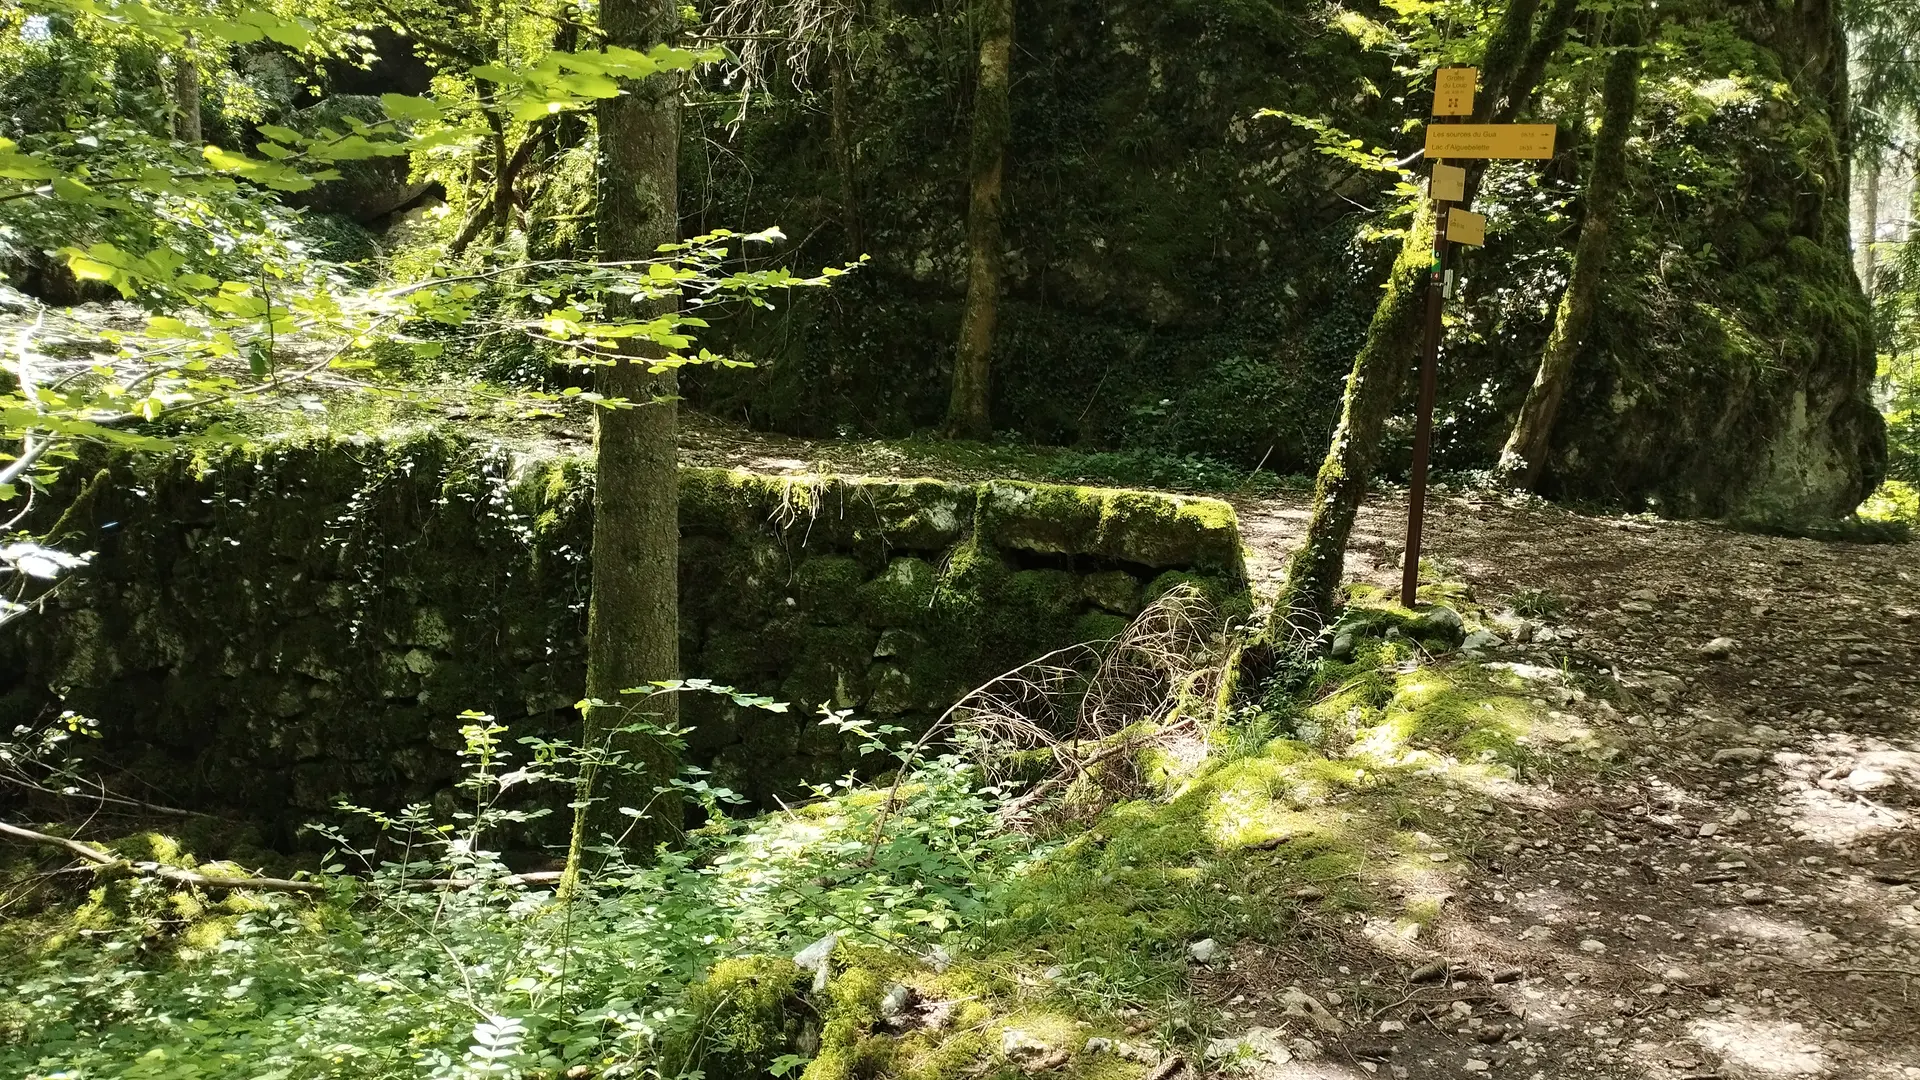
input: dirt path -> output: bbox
[674,417,1919,1078]
[1228,489,1920,1080]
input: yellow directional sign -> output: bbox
[1434,67,1477,116]
[1424,123,1556,160]
[1446,208,1486,247]
[1430,162,1466,202]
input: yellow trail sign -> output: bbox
[1430,162,1466,202]
[1446,208,1486,247]
[1424,123,1556,160]
[1434,67,1476,116]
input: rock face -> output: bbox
[1537,0,1884,522]
[680,0,1880,522]
[0,433,1244,839]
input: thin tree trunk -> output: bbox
[1860,157,1881,296]
[1498,18,1644,490]
[171,46,201,145]
[1277,0,1549,632]
[562,0,683,891]
[830,50,862,257]
[945,0,1012,439]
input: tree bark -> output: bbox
[171,47,201,145]
[1498,18,1644,490]
[1859,157,1881,296]
[564,0,683,888]
[945,0,1012,439]
[830,50,863,257]
[1277,0,1551,632]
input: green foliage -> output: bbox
[0,713,1032,1080]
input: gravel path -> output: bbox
[1223,489,1920,1080]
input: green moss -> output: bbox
[665,956,808,1078]
[794,556,869,623]
[1073,611,1129,644]
[859,557,939,626]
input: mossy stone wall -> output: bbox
[0,432,1244,839]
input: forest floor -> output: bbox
[685,418,1920,1080]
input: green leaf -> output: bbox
[380,94,442,123]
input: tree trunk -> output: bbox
[563,0,683,888]
[487,110,513,243]
[945,0,1012,439]
[830,50,862,257]
[1859,157,1881,296]
[171,47,201,145]
[1277,0,1551,632]
[1497,18,1645,490]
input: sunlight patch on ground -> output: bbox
[1689,1017,1828,1075]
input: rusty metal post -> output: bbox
[1401,176,1451,608]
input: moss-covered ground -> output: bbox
[1,571,1630,1080]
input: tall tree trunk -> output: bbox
[1859,156,1881,296]
[830,50,862,257]
[1498,17,1645,490]
[563,0,683,889]
[171,46,201,145]
[945,0,1012,439]
[1277,0,1551,632]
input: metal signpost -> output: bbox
[1400,69,1556,607]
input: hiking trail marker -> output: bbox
[1401,72,1558,606]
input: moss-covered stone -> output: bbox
[858,557,938,626]
[1080,570,1141,615]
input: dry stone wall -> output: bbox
[0,432,1244,840]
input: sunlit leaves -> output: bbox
[471,43,724,121]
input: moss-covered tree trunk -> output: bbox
[946,0,1012,439]
[171,47,200,145]
[1278,0,1558,632]
[564,0,683,887]
[1498,17,1644,490]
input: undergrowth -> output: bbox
[0,586,1614,1080]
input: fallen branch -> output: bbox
[0,820,324,894]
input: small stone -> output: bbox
[1742,888,1768,904]
[1429,852,1451,863]
[1727,808,1752,824]
[1292,885,1325,901]
[1711,746,1764,765]
[1330,632,1356,661]
[1461,629,1503,653]
[1280,988,1347,1034]
[879,983,915,1019]
[1464,1059,1491,1073]
[1409,604,1465,643]
[1188,938,1218,963]
[1379,1020,1407,1035]
[1580,938,1606,953]
[1083,1037,1112,1055]
[1000,1028,1050,1062]
[1697,636,1736,658]
[1698,823,1720,838]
